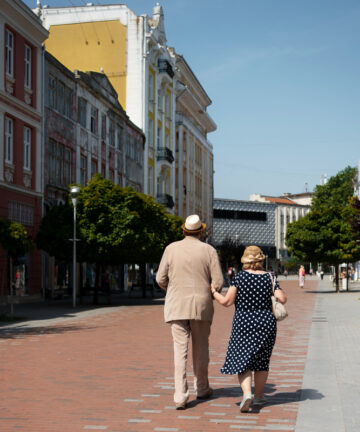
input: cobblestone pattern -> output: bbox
[0,279,317,431]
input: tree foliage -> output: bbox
[35,203,75,262]
[217,237,245,271]
[286,166,360,289]
[76,175,183,264]
[36,175,183,265]
[0,218,33,259]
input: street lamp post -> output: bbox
[70,186,80,308]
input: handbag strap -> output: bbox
[268,272,276,295]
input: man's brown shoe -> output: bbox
[175,402,187,410]
[196,387,213,400]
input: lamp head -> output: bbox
[70,185,80,198]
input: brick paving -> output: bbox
[0,279,318,432]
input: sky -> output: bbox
[24,0,360,200]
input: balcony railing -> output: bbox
[156,147,174,164]
[158,59,174,78]
[156,193,175,209]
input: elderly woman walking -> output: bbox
[211,245,287,412]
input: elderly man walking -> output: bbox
[156,214,223,409]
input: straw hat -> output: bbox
[241,245,265,264]
[182,214,206,234]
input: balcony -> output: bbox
[156,193,175,209]
[156,147,174,164]
[158,59,174,78]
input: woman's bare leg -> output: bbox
[254,371,268,398]
[238,370,252,396]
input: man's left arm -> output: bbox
[156,247,170,291]
[210,248,224,293]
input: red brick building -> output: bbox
[0,0,48,297]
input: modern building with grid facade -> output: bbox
[213,198,277,263]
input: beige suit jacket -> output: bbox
[156,236,224,323]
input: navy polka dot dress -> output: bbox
[221,271,281,375]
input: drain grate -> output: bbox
[312,316,328,322]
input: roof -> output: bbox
[263,196,296,205]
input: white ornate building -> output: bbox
[174,53,216,230]
[38,3,216,227]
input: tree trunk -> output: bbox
[335,265,339,293]
[119,264,124,291]
[9,256,14,318]
[93,262,100,305]
[140,263,146,298]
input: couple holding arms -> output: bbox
[156,214,287,412]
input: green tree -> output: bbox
[36,203,77,263]
[76,175,183,300]
[217,237,245,274]
[0,218,33,317]
[286,166,360,291]
[0,218,33,259]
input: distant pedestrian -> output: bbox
[211,245,287,412]
[320,270,324,280]
[156,215,223,410]
[299,265,305,288]
[283,269,288,279]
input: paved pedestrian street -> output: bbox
[0,277,359,431]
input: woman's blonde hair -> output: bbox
[242,261,264,271]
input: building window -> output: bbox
[157,127,161,148]
[64,148,71,186]
[91,160,97,178]
[8,201,34,226]
[130,137,135,159]
[5,30,14,77]
[149,73,154,101]
[135,143,141,164]
[109,120,115,147]
[213,209,267,221]
[23,127,31,170]
[148,118,153,148]
[158,90,163,111]
[24,45,32,88]
[78,97,87,128]
[116,126,122,151]
[80,156,86,185]
[57,81,65,114]
[5,117,13,164]
[165,93,170,116]
[48,139,72,187]
[65,87,72,118]
[90,106,98,134]
[148,166,153,195]
[49,75,56,108]
[101,114,106,140]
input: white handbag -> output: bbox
[269,273,288,321]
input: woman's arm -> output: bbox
[274,288,287,304]
[211,285,237,307]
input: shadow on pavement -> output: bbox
[0,323,95,339]
[305,289,360,294]
[190,385,324,412]
[0,294,165,327]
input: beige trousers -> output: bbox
[170,319,211,404]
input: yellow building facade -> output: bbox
[45,20,127,107]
